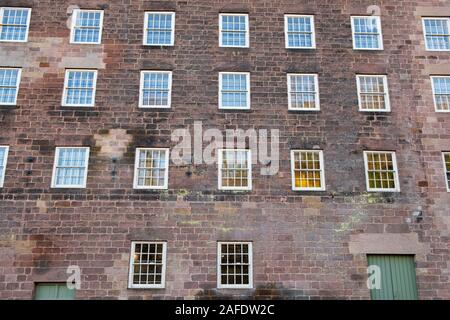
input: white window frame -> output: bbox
[0,146,9,188]
[133,148,169,190]
[351,16,383,50]
[0,7,32,43]
[356,75,391,112]
[431,76,450,113]
[443,152,450,192]
[51,147,90,189]
[0,67,21,106]
[287,73,320,111]
[218,72,251,110]
[69,9,104,45]
[139,71,173,109]
[219,13,249,48]
[128,241,167,289]
[143,11,175,46]
[218,149,252,191]
[284,14,316,49]
[422,17,450,52]
[217,241,253,289]
[61,69,98,107]
[290,150,326,191]
[363,151,400,193]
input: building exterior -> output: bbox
[0,0,449,300]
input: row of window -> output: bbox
[129,241,252,289]
[1,68,450,112]
[0,146,449,192]
[1,7,450,51]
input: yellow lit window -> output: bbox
[291,150,325,191]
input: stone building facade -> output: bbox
[0,0,449,299]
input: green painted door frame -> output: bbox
[367,255,419,300]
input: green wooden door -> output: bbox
[367,255,418,300]
[34,283,76,300]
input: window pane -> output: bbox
[131,242,165,287]
[220,150,250,189]
[292,151,324,190]
[286,16,313,48]
[365,152,398,191]
[73,10,102,43]
[358,76,388,110]
[0,8,30,41]
[353,17,382,49]
[219,243,251,287]
[289,74,318,109]
[146,13,174,45]
[53,148,88,187]
[64,70,96,106]
[432,77,450,111]
[136,149,168,188]
[424,19,450,50]
[0,68,20,104]
[141,72,171,107]
[221,15,247,47]
[220,73,249,108]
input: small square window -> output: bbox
[364,151,400,192]
[51,147,90,188]
[284,15,315,49]
[351,16,383,50]
[62,69,97,107]
[217,242,253,289]
[0,68,21,105]
[291,150,326,191]
[218,149,252,191]
[139,71,172,108]
[356,75,391,112]
[431,76,450,112]
[219,14,249,48]
[133,148,169,189]
[288,74,320,110]
[443,152,450,192]
[144,12,175,46]
[129,241,167,289]
[422,18,450,51]
[0,7,31,42]
[219,72,250,110]
[70,9,104,44]
[0,146,9,188]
